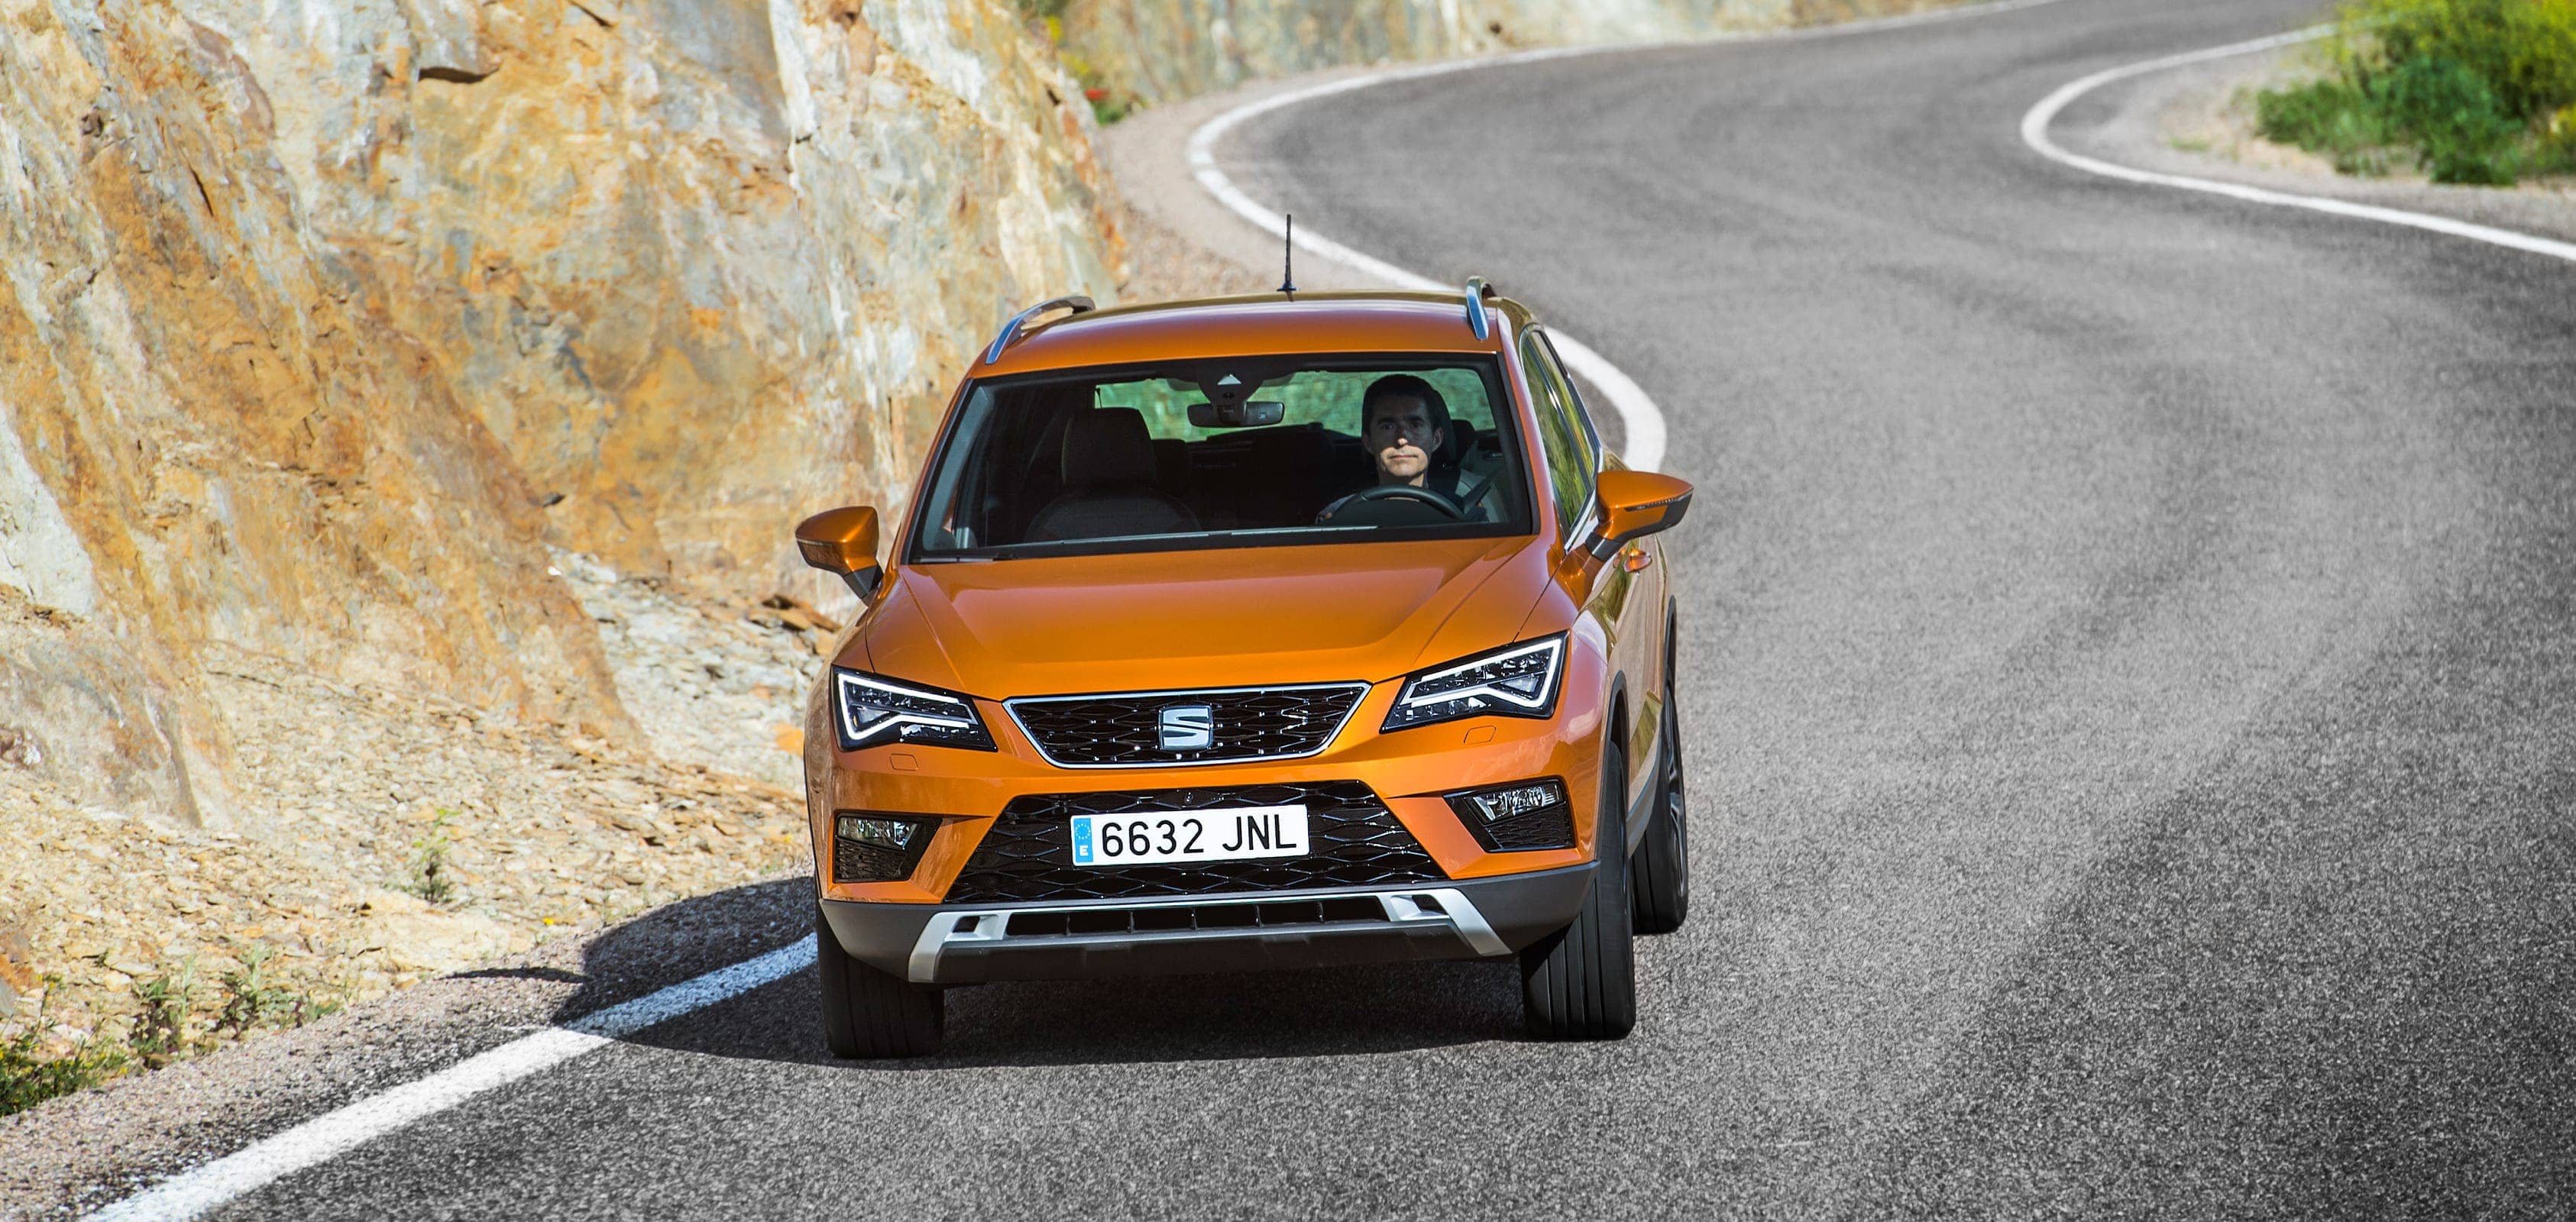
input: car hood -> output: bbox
[856,536,1555,699]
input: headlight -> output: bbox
[1383,635,1566,732]
[831,668,995,752]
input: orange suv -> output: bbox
[795,283,1693,1056]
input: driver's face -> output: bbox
[1367,396,1442,486]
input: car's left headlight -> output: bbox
[1383,634,1567,732]
[831,668,995,752]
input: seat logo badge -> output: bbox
[1158,705,1215,751]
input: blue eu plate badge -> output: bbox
[1071,816,1096,865]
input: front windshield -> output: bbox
[908,356,1532,560]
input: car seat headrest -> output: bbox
[1060,407,1157,487]
[1435,416,1477,470]
[1150,437,1190,488]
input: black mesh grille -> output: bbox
[1002,896,1387,938]
[1006,685,1367,766]
[943,782,1445,903]
[1472,804,1575,851]
[834,837,914,884]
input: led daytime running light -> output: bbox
[1383,635,1567,732]
[832,669,994,752]
[1399,638,1561,712]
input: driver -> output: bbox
[1317,375,1484,523]
[1360,374,1447,490]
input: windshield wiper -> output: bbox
[920,524,1384,563]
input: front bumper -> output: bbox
[820,864,1594,984]
[804,661,1616,905]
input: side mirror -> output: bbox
[794,506,882,601]
[1581,470,1694,561]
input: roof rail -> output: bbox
[1462,277,1496,341]
[982,295,1097,365]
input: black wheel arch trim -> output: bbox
[1599,670,1660,858]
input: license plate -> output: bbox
[1069,805,1309,867]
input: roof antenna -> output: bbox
[1277,214,1297,296]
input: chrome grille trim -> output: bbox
[1002,681,1373,769]
[905,886,1509,982]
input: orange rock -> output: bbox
[0,0,1124,826]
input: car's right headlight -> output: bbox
[1382,635,1567,732]
[831,668,995,752]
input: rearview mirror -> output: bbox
[1186,399,1286,429]
[794,506,882,600]
[1581,470,1694,560]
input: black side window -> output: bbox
[1536,331,1605,465]
[1519,330,1597,537]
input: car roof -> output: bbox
[977,290,1535,377]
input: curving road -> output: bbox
[92,0,2576,1216]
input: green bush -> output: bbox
[1,977,134,1117]
[2257,78,2398,173]
[2380,53,2526,180]
[1,1026,130,1117]
[2364,0,2576,119]
[2257,0,2576,185]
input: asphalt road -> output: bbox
[190,0,2576,1216]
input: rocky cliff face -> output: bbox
[0,0,1121,822]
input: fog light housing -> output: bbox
[833,813,936,884]
[1446,778,1574,851]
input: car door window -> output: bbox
[1519,330,1597,538]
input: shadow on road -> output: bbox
[552,874,1523,1071]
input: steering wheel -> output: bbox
[1319,483,1468,523]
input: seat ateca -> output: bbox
[794,280,1694,1056]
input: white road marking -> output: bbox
[2021,27,2576,265]
[86,936,819,1222]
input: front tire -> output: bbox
[1630,697,1691,936]
[817,907,943,1058]
[1520,740,1638,1039]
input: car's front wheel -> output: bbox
[1520,739,1638,1039]
[817,907,943,1058]
[1632,700,1691,936]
